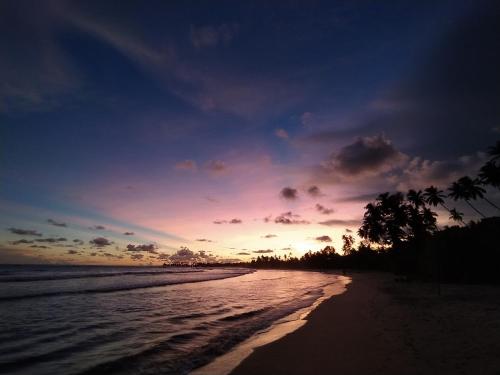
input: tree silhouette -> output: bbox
[479,161,500,190]
[407,189,425,208]
[449,208,465,225]
[342,234,355,256]
[424,185,451,212]
[448,177,486,218]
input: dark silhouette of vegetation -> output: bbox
[195,141,500,284]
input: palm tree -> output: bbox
[407,189,425,208]
[449,208,464,225]
[461,176,500,212]
[448,177,486,218]
[423,186,450,212]
[479,161,500,190]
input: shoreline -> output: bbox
[228,272,500,375]
[191,274,351,375]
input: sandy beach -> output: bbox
[231,273,500,375]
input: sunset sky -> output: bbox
[2,0,499,265]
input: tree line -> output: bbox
[249,140,500,283]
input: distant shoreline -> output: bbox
[229,272,500,375]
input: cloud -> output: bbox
[322,135,406,177]
[315,235,332,242]
[280,187,298,200]
[169,246,218,264]
[253,249,274,254]
[47,219,67,227]
[30,245,49,249]
[67,249,79,255]
[262,234,277,238]
[196,238,212,242]
[10,239,34,245]
[8,228,42,236]
[175,160,197,171]
[275,128,289,139]
[157,253,170,261]
[214,218,242,224]
[123,232,135,236]
[89,237,112,247]
[274,212,310,225]
[36,237,67,243]
[315,204,334,215]
[131,253,144,261]
[126,244,158,254]
[73,239,84,245]
[89,225,106,230]
[206,160,227,174]
[236,252,251,255]
[319,218,361,227]
[307,186,323,197]
[190,24,238,49]
[397,152,486,191]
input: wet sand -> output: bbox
[230,272,500,375]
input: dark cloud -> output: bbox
[322,135,406,177]
[213,220,227,224]
[274,212,310,225]
[196,238,212,242]
[131,253,144,260]
[8,228,42,236]
[67,249,79,255]
[315,204,334,215]
[30,245,49,249]
[262,234,277,238]
[236,252,251,255]
[89,237,112,247]
[169,247,218,264]
[73,239,84,245]
[126,244,158,254]
[315,235,332,242]
[157,253,170,261]
[10,239,34,245]
[345,228,353,233]
[36,237,67,243]
[123,232,135,236]
[319,219,361,227]
[89,225,106,230]
[253,249,274,254]
[229,218,242,224]
[307,186,323,197]
[90,252,97,256]
[280,187,298,200]
[47,219,67,227]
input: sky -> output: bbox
[1,0,499,265]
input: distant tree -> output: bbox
[407,189,425,208]
[479,161,500,190]
[449,208,465,225]
[448,177,486,218]
[359,192,409,248]
[424,186,451,212]
[342,234,355,256]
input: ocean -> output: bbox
[0,265,347,375]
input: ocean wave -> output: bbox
[0,269,253,302]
